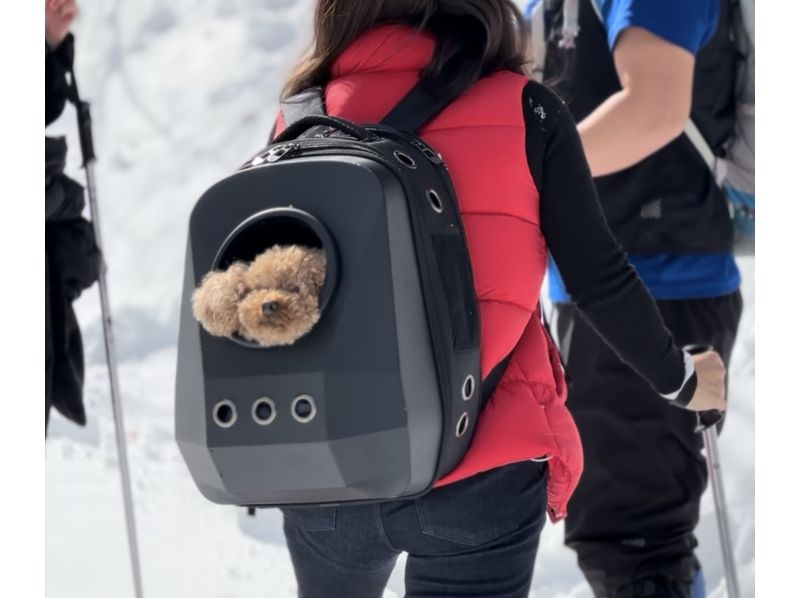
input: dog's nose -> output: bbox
[261,301,280,317]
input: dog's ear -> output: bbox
[206,262,250,297]
[230,262,251,298]
[303,249,326,293]
[192,263,250,337]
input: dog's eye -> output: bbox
[288,286,301,293]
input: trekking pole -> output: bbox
[684,345,741,598]
[701,420,741,598]
[68,69,145,598]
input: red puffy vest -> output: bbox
[279,25,583,521]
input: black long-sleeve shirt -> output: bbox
[522,82,695,401]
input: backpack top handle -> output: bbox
[274,114,377,144]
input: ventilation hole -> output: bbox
[291,395,317,423]
[456,412,470,437]
[213,400,237,428]
[462,375,475,401]
[294,399,313,418]
[252,397,277,426]
[393,150,417,169]
[427,189,444,213]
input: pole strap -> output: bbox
[64,64,96,166]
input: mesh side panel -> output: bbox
[432,234,478,351]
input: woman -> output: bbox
[274,2,726,597]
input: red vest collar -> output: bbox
[331,25,435,79]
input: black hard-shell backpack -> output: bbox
[175,73,511,507]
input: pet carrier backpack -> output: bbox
[176,74,508,507]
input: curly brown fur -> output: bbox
[191,263,249,337]
[238,246,326,347]
[191,245,326,347]
[243,245,326,298]
[238,289,320,346]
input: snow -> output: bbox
[45,2,755,596]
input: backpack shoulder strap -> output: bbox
[278,76,457,137]
[529,1,548,82]
[281,56,466,136]
[380,81,458,133]
[684,119,717,172]
[381,58,467,134]
[480,302,547,408]
[529,0,584,82]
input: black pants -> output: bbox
[281,460,547,598]
[552,292,742,597]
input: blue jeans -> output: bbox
[281,460,548,598]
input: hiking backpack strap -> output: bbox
[685,0,755,184]
[529,0,582,82]
[529,1,547,82]
[684,119,717,172]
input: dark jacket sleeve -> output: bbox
[522,82,694,400]
[45,135,100,300]
[46,34,75,126]
[46,137,86,222]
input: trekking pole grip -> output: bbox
[76,99,96,165]
[683,344,725,432]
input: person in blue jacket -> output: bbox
[525,1,743,596]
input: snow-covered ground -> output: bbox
[45,2,755,596]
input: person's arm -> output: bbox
[577,26,695,177]
[523,82,725,410]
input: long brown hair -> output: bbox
[283,0,530,99]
